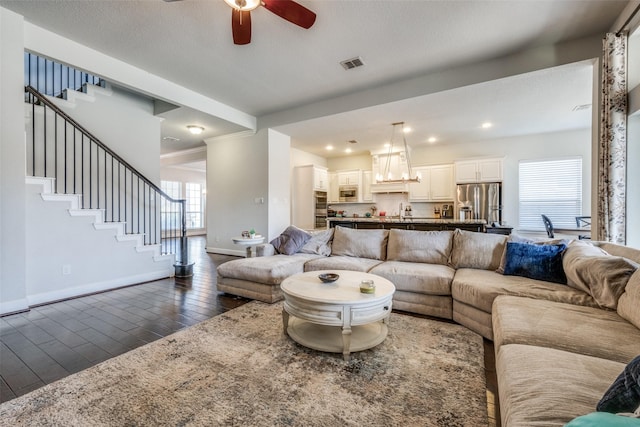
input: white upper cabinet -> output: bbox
[328,172,340,203]
[314,167,328,191]
[361,171,373,202]
[337,170,360,186]
[455,158,503,183]
[409,164,454,202]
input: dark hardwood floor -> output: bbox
[0,235,500,426]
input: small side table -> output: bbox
[232,236,265,258]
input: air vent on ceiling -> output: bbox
[340,56,365,70]
[348,139,358,144]
[572,104,591,111]
[162,136,180,142]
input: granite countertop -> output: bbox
[327,217,487,224]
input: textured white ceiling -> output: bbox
[1,0,628,157]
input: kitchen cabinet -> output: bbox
[361,171,373,202]
[337,170,360,186]
[409,164,454,202]
[328,172,340,203]
[314,168,328,191]
[455,158,503,183]
[292,165,328,230]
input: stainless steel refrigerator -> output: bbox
[456,182,502,224]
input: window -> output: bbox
[160,180,205,231]
[161,181,181,230]
[519,158,582,230]
[185,183,203,229]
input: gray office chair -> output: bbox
[541,214,554,238]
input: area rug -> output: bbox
[0,301,487,426]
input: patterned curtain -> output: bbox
[598,33,627,244]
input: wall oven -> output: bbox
[339,185,358,202]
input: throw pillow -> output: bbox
[298,228,334,256]
[563,241,639,310]
[269,225,312,255]
[496,234,569,274]
[565,412,640,426]
[597,355,640,414]
[502,241,567,284]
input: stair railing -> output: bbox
[24,52,102,102]
[25,85,191,274]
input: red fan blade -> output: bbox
[262,0,316,29]
[232,9,251,45]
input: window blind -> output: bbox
[519,158,582,230]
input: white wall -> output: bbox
[55,85,162,183]
[0,8,28,314]
[206,131,270,255]
[291,147,327,168]
[328,154,372,172]
[24,181,173,305]
[268,130,292,239]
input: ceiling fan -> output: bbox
[226,0,316,45]
[165,0,316,45]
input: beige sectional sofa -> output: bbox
[217,226,640,425]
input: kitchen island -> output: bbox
[327,217,487,232]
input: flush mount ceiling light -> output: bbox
[376,122,420,184]
[187,125,204,135]
[481,122,493,129]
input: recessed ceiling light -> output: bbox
[384,142,391,148]
[326,145,334,150]
[403,127,412,133]
[428,137,437,143]
[481,122,493,129]
[345,148,352,154]
[187,125,204,135]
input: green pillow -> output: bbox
[564,412,640,426]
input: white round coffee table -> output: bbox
[280,270,395,361]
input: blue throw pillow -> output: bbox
[598,355,640,414]
[565,412,640,426]
[502,241,567,284]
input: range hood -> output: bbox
[370,182,410,193]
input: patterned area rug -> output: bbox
[0,301,487,426]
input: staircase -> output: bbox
[21,54,193,307]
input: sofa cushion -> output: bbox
[331,226,389,260]
[492,295,640,364]
[597,355,640,414]
[497,344,625,427]
[502,241,567,284]
[303,256,383,273]
[386,229,453,265]
[450,229,507,270]
[270,225,312,255]
[452,268,598,314]
[618,270,640,330]
[216,254,320,285]
[563,240,638,309]
[369,261,455,295]
[298,228,334,256]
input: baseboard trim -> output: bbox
[0,298,30,317]
[26,269,174,308]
